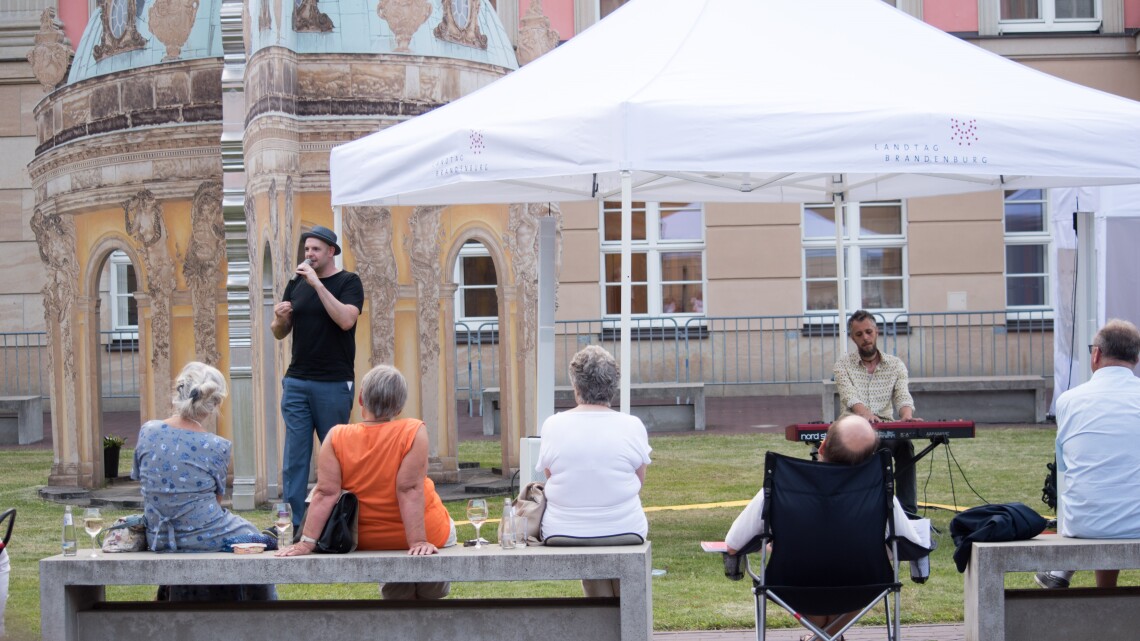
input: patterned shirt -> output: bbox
[833,350,915,420]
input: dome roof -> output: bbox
[67,0,516,85]
[68,0,223,84]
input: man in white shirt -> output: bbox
[1036,319,1140,590]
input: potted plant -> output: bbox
[103,435,127,479]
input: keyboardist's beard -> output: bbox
[857,344,879,361]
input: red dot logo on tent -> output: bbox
[469,130,485,154]
[950,118,978,147]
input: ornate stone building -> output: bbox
[24,0,562,497]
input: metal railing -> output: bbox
[4,311,1054,410]
[454,311,1055,414]
[0,331,141,400]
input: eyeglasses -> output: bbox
[1088,344,1097,355]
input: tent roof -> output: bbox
[330,0,1140,207]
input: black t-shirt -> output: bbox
[284,271,364,382]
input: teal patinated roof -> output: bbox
[67,0,516,85]
[251,0,517,69]
[68,0,223,84]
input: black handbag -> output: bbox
[315,491,359,554]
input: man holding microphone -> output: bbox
[272,226,364,529]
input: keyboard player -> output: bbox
[833,310,923,516]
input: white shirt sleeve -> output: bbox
[725,489,765,553]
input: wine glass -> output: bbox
[273,502,293,546]
[466,499,488,549]
[82,507,104,558]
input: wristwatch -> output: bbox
[299,535,317,545]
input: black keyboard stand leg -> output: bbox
[896,435,948,473]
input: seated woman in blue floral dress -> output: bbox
[132,361,276,601]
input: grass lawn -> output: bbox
[5,426,1134,639]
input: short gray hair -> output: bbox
[359,364,408,420]
[171,362,227,421]
[1096,319,1140,364]
[569,345,619,406]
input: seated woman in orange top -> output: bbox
[276,364,456,599]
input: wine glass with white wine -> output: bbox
[82,507,104,558]
[466,499,488,549]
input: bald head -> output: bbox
[821,415,880,465]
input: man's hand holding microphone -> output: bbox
[274,258,313,330]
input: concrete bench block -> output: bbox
[483,383,705,435]
[41,543,653,641]
[964,534,1140,641]
[822,376,1047,423]
[0,395,43,445]
[79,599,622,641]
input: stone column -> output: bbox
[221,0,256,510]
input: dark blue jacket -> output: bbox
[949,503,1047,572]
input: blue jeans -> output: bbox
[281,377,354,528]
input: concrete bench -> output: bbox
[40,543,653,641]
[964,534,1140,641]
[0,395,43,445]
[822,375,1047,424]
[482,383,705,435]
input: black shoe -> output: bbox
[1034,571,1070,589]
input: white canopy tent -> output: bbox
[1050,185,1140,411]
[330,0,1140,416]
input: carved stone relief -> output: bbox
[267,179,286,296]
[344,206,397,366]
[124,190,176,414]
[148,0,200,61]
[504,203,563,356]
[30,208,79,392]
[434,0,487,49]
[27,8,74,92]
[183,181,225,366]
[517,0,560,66]
[94,0,148,62]
[378,0,433,53]
[294,0,334,32]
[259,0,272,31]
[274,0,285,42]
[405,205,444,377]
[284,177,295,279]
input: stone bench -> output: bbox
[964,534,1140,641]
[40,543,653,641]
[822,375,1047,424]
[482,383,705,435]
[0,395,43,445]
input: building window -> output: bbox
[599,0,631,19]
[600,201,705,317]
[108,251,138,335]
[453,241,499,324]
[999,0,1100,33]
[1004,189,1051,310]
[802,201,907,319]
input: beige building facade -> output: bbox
[1,0,1137,494]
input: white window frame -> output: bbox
[108,250,139,339]
[452,241,499,329]
[999,0,1101,33]
[599,201,706,320]
[1003,189,1053,318]
[802,201,908,323]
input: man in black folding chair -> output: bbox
[724,416,927,641]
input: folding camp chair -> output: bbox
[726,450,902,641]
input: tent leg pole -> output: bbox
[620,171,632,414]
[832,176,849,355]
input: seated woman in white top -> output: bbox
[537,345,652,597]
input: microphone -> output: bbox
[282,259,312,301]
[289,258,312,284]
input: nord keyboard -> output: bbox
[785,420,976,442]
